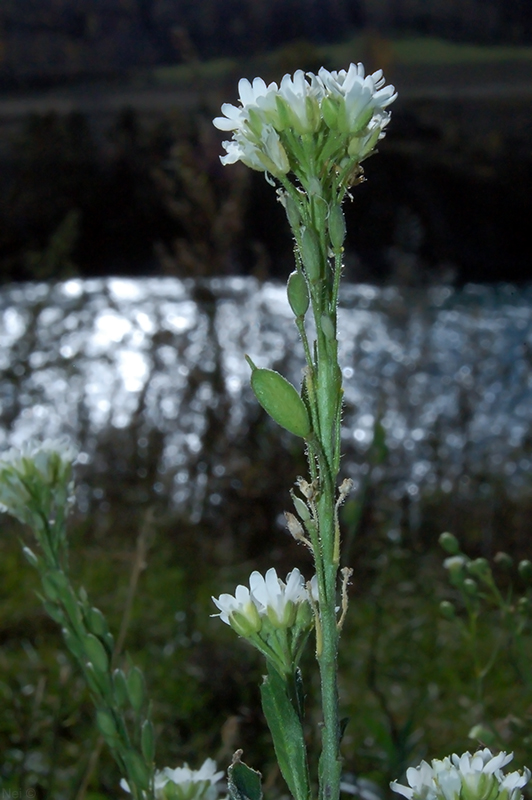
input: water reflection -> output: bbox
[0,277,531,514]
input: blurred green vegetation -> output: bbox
[2,472,532,798]
[152,33,532,87]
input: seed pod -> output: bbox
[328,204,346,251]
[141,719,156,763]
[96,709,118,740]
[127,666,145,712]
[287,271,309,317]
[284,194,302,231]
[300,228,322,282]
[320,314,335,341]
[63,628,85,659]
[123,751,151,791]
[84,633,109,673]
[290,491,311,523]
[87,607,108,637]
[247,359,311,438]
[113,669,129,708]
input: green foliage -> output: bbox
[227,754,263,800]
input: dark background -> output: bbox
[0,0,531,285]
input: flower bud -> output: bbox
[463,578,478,597]
[494,551,513,570]
[519,560,532,583]
[439,600,456,620]
[287,271,309,318]
[328,205,346,251]
[439,532,460,555]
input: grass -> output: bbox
[151,33,532,88]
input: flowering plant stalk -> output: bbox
[2,61,532,800]
[212,63,397,800]
[0,441,156,799]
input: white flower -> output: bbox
[391,750,530,800]
[277,70,320,133]
[212,567,313,632]
[120,758,224,800]
[211,582,261,636]
[318,63,397,111]
[250,567,307,627]
[213,62,396,181]
[213,77,278,132]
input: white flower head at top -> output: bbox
[391,749,530,800]
[120,758,224,800]
[213,62,397,192]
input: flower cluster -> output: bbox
[212,568,316,675]
[391,749,530,800]
[121,759,224,800]
[213,63,396,193]
[0,438,77,528]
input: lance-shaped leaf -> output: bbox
[260,667,310,800]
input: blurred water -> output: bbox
[1,277,531,514]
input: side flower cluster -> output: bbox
[121,758,224,800]
[212,568,316,675]
[0,438,77,528]
[391,749,530,800]
[213,63,397,193]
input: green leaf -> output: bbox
[228,752,263,800]
[260,667,310,800]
